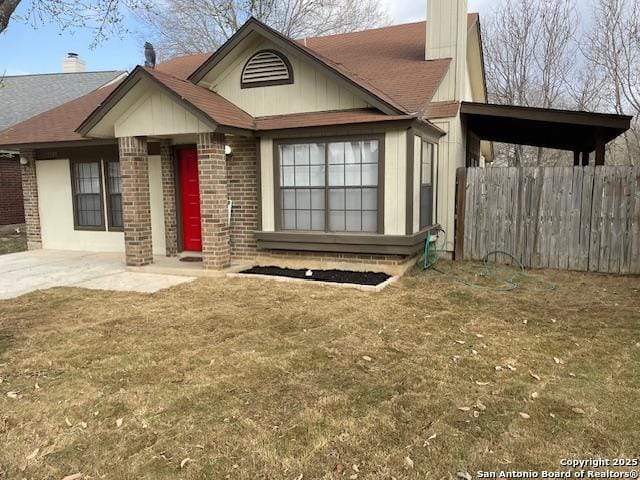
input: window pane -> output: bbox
[345,164,361,186]
[345,211,361,231]
[361,163,378,186]
[310,143,325,165]
[294,165,309,186]
[281,145,294,165]
[328,142,345,164]
[422,141,432,185]
[108,162,121,193]
[311,189,324,210]
[296,210,311,230]
[362,211,377,232]
[110,194,123,228]
[282,189,295,209]
[309,165,325,186]
[74,162,101,194]
[77,194,102,227]
[294,144,310,165]
[283,210,296,229]
[311,211,325,231]
[329,188,345,210]
[345,189,361,210]
[281,166,295,187]
[296,189,311,209]
[329,210,345,231]
[328,165,344,186]
[362,188,377,210]
[345,141,361,164]
[362,140,379,164]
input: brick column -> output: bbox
[160,140,178,256]
[20,149,42,250]
[119,136,153,266]
[197,132,230,269]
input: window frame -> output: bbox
[241,49,295,89]
[104,160,124,232]
[69,158,106,232]
[273,135,385,235]
[418,139,438,230]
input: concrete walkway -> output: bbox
[0,250,196,300]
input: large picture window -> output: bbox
[70,159,123,231]
[278,138,380,233]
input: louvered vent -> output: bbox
[241,50,293,88]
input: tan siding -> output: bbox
[384,129,407,235]
[260,137,275,231]
[412,135,422,234]
[203,39,370,117]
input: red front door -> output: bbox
[179,148,202,252]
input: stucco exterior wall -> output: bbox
[204,39,370,117]
[35,156,166,255]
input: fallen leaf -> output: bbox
[295,475,303,480]
[554,357,564,365]
[458,407,471,412]
[495,366,503,371]
[471,350,478,355]
[572,407,586,415]
[195,444,205,450]
[458,472,473,480]
[569,373,576,377]
[476,334,484,338]
[531,392,539,399]
[362,356,372,362]
[427,433,437,441]
[506,364,516,371]
[523,319,528,324]
[61,474,82,480]
[404,456,414,469]
[80,422,88,429]
[475,400,487,411]
[334,463,345,474]
[26,448,39,460]
[529,371,541,381]
[350,475,358,480]
[551,318,557,323]
[35,383,40,390]
[455,340,465,345]
[7,391,20,399]
[180,458,192,469]
[476,381,490,386]
[473,410,480,418]
[65,417,72,427]
[550,413,557,419]
[352,464,360,473]
[519,412,530,419]
[116,418,123,428]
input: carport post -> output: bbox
[595,137,606,166]
[573,151,580,166]
[581,152,590,166]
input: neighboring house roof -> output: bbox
[0,15,481,147]
[0,71,125,132]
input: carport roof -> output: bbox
[461,102,632,152]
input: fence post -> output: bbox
[454,167,467,260]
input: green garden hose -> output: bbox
[421,234,557,293]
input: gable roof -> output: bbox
[188,17,408,115]
[77,67,256,137]
[0,71,125,132]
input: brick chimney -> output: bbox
[426,0,468,101]
[62,53,86,73]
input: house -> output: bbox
[0,54,125,226]
[0,0,631,273]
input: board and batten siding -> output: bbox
[412,135,422,234]
[36,156,166,255]
[205,40,371,117]
[114,89,211,138]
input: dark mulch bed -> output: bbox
[240,266,391,286]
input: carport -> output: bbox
[461,102,633,166]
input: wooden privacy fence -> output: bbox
[455,166,640,274]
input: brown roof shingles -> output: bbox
[255,109,413,131]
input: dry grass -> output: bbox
[0,263,639,479]
[0,229,26,256]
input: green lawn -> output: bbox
[0,263,638,479]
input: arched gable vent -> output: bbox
[241,49,294,89]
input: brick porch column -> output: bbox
[118,136,153,266]
[160,140,178,257]
[197,132,231,269]
[20,149,42,250]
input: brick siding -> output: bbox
[119,136,153,266]
[19,149,41,248]
[160,141,178,256]
[0,155,25,225]
[197,132,231,269]
[227,136,259,259]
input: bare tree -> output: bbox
[0,0,152,46]
[135,0,390,59]
[585,0,640,164]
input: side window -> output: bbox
[72,161,104,230]
[419,140,437,229]
[106,161,123,231]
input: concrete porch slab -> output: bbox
[0,250,195,300]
